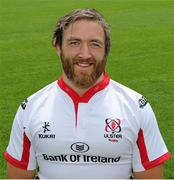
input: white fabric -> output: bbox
[5,78,169,178]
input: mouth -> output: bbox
[76,62,94,68]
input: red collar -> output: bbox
[57,72,110,103]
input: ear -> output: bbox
[53,38,61,56]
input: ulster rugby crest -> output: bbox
[104,118,122,143]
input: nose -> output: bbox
[78,43,92,59]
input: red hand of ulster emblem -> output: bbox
[105,118,121,133]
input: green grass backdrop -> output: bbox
[0,0,173,178]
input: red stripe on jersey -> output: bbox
[137,128,149,168]
[57,78,79,128]
[4,132,31,170]
[137,129,171,170]
[57,71,110,127]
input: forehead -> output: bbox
[63,20,105,41]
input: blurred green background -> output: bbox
[0,0,173,178]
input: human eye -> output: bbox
[90,41,103,48]
[68,40,80,47]
[91,42,100,47]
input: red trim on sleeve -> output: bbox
[57,71,110,127]
[4,132,31,170]
[137,129,171,170]
[143,152,171,170]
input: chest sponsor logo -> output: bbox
[42,154,120,164]
[71,142,89,153]
[38,122,56,139]
[104,118,122,143]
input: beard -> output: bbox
[60,52,106,89]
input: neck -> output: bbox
[62,72,105,97]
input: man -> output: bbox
[4,8,170,179]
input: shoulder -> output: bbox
[17,81,58,125]
[109,79,148,109]
[15,81,58,136]
[21,81,58,111]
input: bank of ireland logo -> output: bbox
[138,96,148,108]
[71,142,90,153]
[21,99,28,110]
[104,118,122,143]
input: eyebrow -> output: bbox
[67,37,81,42]
[67,37,104,45]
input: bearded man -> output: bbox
[4,8,170,179]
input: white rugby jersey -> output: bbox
[4,73,170,178]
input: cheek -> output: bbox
[70,49,80,58]
[91,50,105,61]
[62,46,80,59]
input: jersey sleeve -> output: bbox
[4,103,37,170]
[133,98,171,172]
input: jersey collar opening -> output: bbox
[57,71,110,103]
